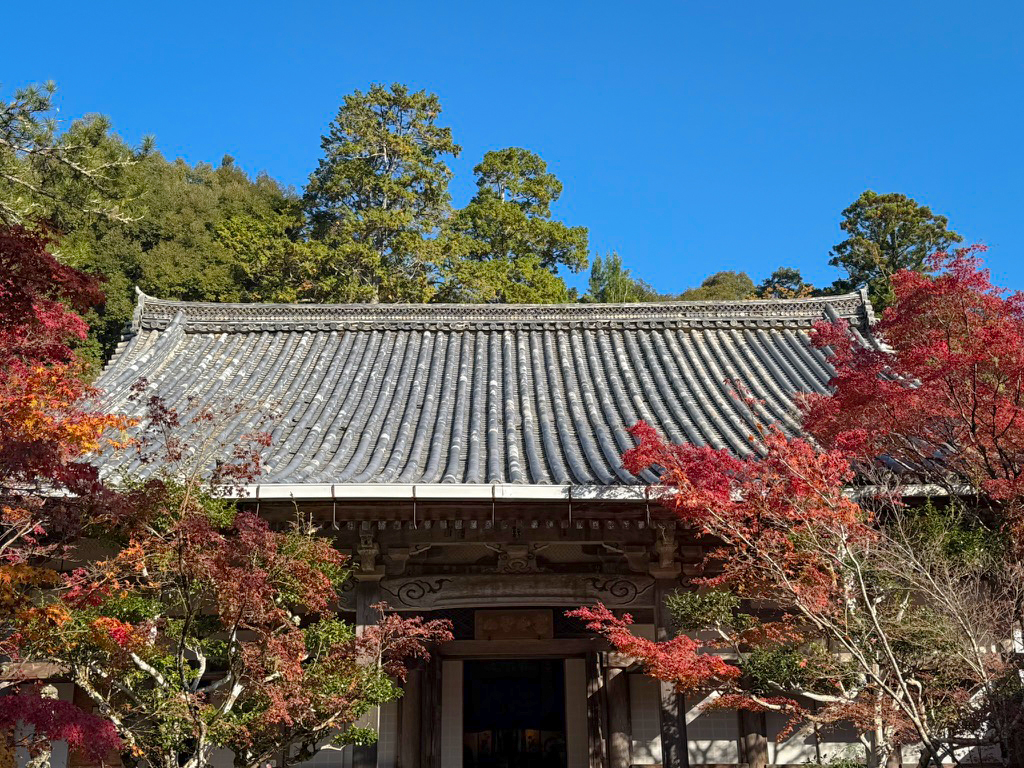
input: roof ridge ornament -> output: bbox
[128,290,872,334]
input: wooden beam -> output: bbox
[655,580,688,768]
[438,638,607,657]
[353,578,382,768]
[420,657,442,768]
[397,668,421,768]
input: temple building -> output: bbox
[92,289,875,768]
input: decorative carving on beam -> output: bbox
[337,579,356,612]
[355,531,385,581]
[584,577,653,606]
[649,525,682,580]
[485,543,549,573]
[381,578,453,607]
[377,573,655,610]
[623,544,650,574]
[384,546,411,576]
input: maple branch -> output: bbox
[128,651,167,687]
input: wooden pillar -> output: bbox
[739,710,768,768]
[585,651,609,768]
[354,576,383,768]
[398,668,422,768]
[604,662,632,768]
[420,656,442,768]
[654,579,688,768]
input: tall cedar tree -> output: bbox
[438,147,588,303]
[830,190,962,308]
[572,249,1022,766]
[303,83,460,302]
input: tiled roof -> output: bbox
[95,289,875,486]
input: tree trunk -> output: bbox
[738,710,768,768]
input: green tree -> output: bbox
[63,154,299,359]
[829,190,962,308]
[756,267,815,299]
[303,83,460,302]
[214,211,346,304]
[585,253,660,302]
[438,148,587,303]
[0,82,146,230]
[678,270,755,301]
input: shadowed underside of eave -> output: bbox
[95,289,875,486]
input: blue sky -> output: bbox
[3,0,1021,296]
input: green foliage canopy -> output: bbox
[830,190,963,308]
[438,147,588,303]
[1,80,983,374]
[62,154,301,361]
[303,83,460,302]
[678,270,756,301]
[0,82,146,230]
[585,253,661,303]
[756,267,815,299]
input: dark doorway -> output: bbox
[463,659,567,768]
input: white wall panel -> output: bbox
[766,713,819,764]
[685,701,738,765]
[628,674,662,765]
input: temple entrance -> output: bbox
[462,659,567,768]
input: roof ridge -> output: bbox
[130,288,872,334]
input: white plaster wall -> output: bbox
[298,745,352,768]
[766,713,820,764]
[685,698,739,765]
[767,711,874,764]
[628,674,662,765]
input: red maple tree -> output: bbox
[8,389,453,768]
[804,246,1024,524]
[573,248,1022,766]
[0,227,129,762]
[2,228,452,768]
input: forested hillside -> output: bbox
[1,81,961,364]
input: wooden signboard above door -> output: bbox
[475,609,554,641]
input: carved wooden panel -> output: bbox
[474,609,554,641]
[378,573,655,610]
